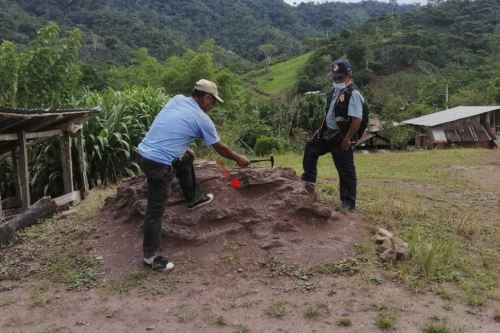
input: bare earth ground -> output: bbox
[0,150,499,333]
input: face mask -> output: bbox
[334,82,346,89]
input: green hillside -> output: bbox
[0,0,414,65]
[248,53,312,95]
[298,0,500,122]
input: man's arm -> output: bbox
[212,141,250,167]
[341,90,364,151]
[341,118,361,151]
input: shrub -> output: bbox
[254,136,286,156]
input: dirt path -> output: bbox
[1,151,499,333]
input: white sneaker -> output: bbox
[143,256,175,271]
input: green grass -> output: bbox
[261,256,310,280]
[304,304,327,319]
[29,284,53,307]
[422,322,452,333]
[275,149,485,184]
[214,315,226,326]
[375,314,396,329]
[44,255,102,290]
[248,53,311,95]
[264,300,286,318]
[275,149,499,300]
[317,258,359,276]
[336,316,353,327]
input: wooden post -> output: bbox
[59,131,74,195]
[11,149,22,205]
[77,129,89,199]
[17,131,30,210]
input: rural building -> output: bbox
[402,106,500,149]
[0,106,100,217]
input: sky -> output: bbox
[284,0,428,5]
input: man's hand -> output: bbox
[341,118,361,151]
[186,148,196,160]
[341,137,353,151]
[212,141,250,167]
[235,155,251,167]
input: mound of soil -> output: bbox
[97,162,364,277]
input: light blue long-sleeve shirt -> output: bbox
[138,95,220,165]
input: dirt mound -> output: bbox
[97,162,364,277]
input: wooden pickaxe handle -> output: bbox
[249,155,274,168]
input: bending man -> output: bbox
[138,79,250,271]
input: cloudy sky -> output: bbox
[284,0,428,5]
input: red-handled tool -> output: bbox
[214,157,241,189]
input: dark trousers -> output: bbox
[138,153,201,258]
[301,138,357,209]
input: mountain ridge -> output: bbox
[0,0,414,64]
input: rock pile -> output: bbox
[373,228,411,261]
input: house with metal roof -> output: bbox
[402,106,500,149]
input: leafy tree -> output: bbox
[0,41,19,106]
[16,22,82,107]
[107,48,166,90]
[259,44,278,66]
[320,18,334,39]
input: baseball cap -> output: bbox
[327,59,352,78]
[193,79,224,103]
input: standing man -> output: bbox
[301,59,366,211]
[138,79,250,271]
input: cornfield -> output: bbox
[0,86,169,201]
[80,87,170,186]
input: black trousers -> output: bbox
[138,153,201,258]
[301,137,357,209]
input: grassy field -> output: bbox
[246,53,311,95]
[278,149,500,303]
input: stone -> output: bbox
[377,228,394,239]
[259,240,284,250]
[373,236,392,251]
[379,248,397,262]
[395,243,411,260]
[272,222,299,233]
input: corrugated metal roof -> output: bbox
[402,106,500,127]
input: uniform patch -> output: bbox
[332,64,339,72]
[339,93,345,102]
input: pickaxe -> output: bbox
[249,155,274,168]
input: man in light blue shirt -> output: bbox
[302,60,367,211]
[138,79,250,271]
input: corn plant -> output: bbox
[80,87,169,186]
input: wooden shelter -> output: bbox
[402,106,500,149]
[0,106,100,217]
